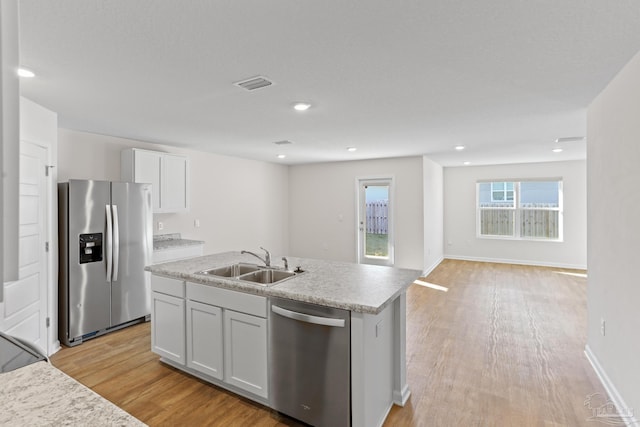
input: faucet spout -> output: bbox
[241,247,271,267]
[260,247,271,267]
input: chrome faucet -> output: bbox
[241,247,271,267]
[282,257,289,271]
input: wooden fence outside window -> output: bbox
[479,203,559,239]
[366,201,388,234]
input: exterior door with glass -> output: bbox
[357,178,394,266]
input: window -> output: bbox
[477,180,562,240]
[491,182,514,202]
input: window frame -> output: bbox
[476,179,563,242]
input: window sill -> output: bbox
[477,235,564,243]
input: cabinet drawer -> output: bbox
[152,275,185,298]
[187,282,267,318]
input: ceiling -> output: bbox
[18,0,640,166]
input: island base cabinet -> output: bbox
[151,291,185,364]
[223,310,268,398]
[186,300,223,380]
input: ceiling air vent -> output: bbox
[273,140,293,146]
[234,76,274,91]
[555,136,585,143]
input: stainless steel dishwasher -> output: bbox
[269,296,351,427]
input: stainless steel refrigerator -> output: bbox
[58,179,152,347]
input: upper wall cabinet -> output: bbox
[121,148,189,213]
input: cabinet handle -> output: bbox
[272,305,345,327]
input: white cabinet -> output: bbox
[151,276,186,365]
[183,281,268,400]
[151,292,185,364]
[186,300,223,380]
[121,148,189,213]
[224,310,268,398]
[130,149,161,211]
[161,154,188,212]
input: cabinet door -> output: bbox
[223,310,268,398]
[151,292,185,364]
[186,300,223,380]
[134,150,161,211]
[161,154,188,212]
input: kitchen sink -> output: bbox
[196,263,301,286]
[239,269,297,285]
[197,263,261,277]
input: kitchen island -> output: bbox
[146,252,420,427]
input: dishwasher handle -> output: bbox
[272,305,345,328]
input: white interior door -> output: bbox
[357,178,394,266]
[0,141,49,354]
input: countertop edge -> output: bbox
[153,239,205,251]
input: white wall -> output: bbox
[1,0,20,283]
[288,157,423,270]
[443,160,587,269]
[422,156,443,275]
[586,49,640,421]
[58,129,290,256]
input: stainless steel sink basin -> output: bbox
[197,263,261,277]
[239,269,297,285]
[196,263,302,286]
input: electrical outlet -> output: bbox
[194,219,200,228]
[157,221,164,231]
[600,318,606,336]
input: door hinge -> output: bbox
[45,242,49,252]
[46,317,50,328]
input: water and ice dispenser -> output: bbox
[79,233,103,264]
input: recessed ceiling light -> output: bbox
[455,145,465,151]
[293,102,311,111]
[463,161,471,166]
[277,154,287,159]
[347,147,357,152]
[552,148,563,153]
[17,68,35,78]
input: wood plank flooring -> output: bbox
[50,260,604,426]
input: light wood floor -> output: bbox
[50,260,604,426]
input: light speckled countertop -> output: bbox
[146,252,421,314]
[153,233,204,251]
[0,361,146,426]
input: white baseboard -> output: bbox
[421,256,444,277]
[584,345,638,427]
[443,254,587,270]
[48,340,61,357]
[393,385,411,406]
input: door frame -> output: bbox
[355,176,395,266]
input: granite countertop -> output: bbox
[153,233,204,251]
[0,361,146,426]
[146,252,421,314]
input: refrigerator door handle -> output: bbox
[112,205,119,281]
[105,204,113,282]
